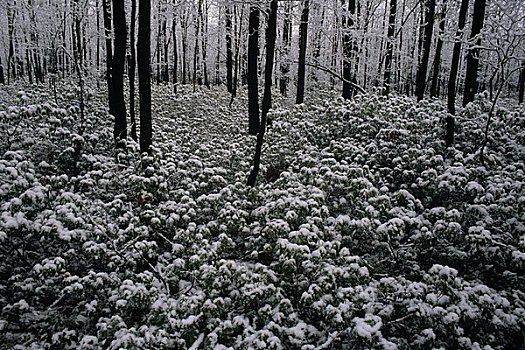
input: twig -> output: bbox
[299,61,366,94]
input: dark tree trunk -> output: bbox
[73,0,83,70]
[172,2,178,93]
[129,0,137,141]
[430,0,446,98]
[447,0,468,115]
[96,0,100,74]
[111,0,127,141]
[383,0,397,95]
[519,61,525,104]
[102,0,114,113]
[415,0,436,101]
[138,0,152,153]
[446,0,469,146]
[163,15,169,83]
[296,0,309,104]
[342,0,356,99]
[463,0,486,106]
[193,2,201,87]
[200,0,209,88]
[279,1,291,96]
[311,4,325,82]
[225,3,233,93]
[0,55,5,85]
[7,1,16,83]
[247,6,260,135]
[247,0,278,187]
[182,12,188,85]
[156,3,162,84]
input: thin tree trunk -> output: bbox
[138,0,152,153]
[519,61,525,104]
[463,0,486,106]
[342,0,356,99]
[415,0,436,101]
[129,0,137,141]
[247,0,277,187]
[280,1,291,96]
[173,2,178,93]
[225,3,233,93]
[383,0,397,95]
[296,0,309,104]
[7,0,16,83]
[430,0,446,98]
[0,55,5,85]
[446,0,469,145]
[111,0,127,141]
[96,0,101,75]
[200,0,209,88]
[103,0,114,113]
[247,6,260,135]
[156,3,162,84]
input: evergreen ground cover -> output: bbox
[0,83,524,349]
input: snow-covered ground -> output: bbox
[1,83,524,349]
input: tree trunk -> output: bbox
[138,0,152,153]
[296,0,309,104]
[129,0,137,141]
[111,0,127,141]
[247,0,278,187]
[342,0,356,99]
[447,0,468,115]
[415,0,435,101]
[0,55,5,85]
[446,0,469,146]
[518,60,525,104]
[156,3,162,84]
[102,0,114,113]
[225,3,233,93]
[200,0,209,88]
[96,0,101,75]
[163,12,169,83]
[463,0,486,106]
[172,2,178,93]
[430,0,446,98]
[247,6,260,135]
[279,1,291,96]
[383,0,397,95]
[7,0,16,83]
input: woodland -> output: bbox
[0,0,524,349]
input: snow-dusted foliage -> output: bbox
[1,84,524,349]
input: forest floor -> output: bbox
[0,82,524,349]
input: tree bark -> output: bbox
[519,61,525,104]
[430,0,446,98]
[225,3,233,93]
[172,2,178,93]
[446,0,469,147]
[111,0,127,141]
[138,0,152,153]
[342,0,356,99]
[447,0,468,116]
[463,0,486,106]
[102,0,114,113]
[7,0,16,83]
[0,55,5,85]
[296,0,309,104]
[129,0,137,141]
[415,0,435,101]
[383,0,397,95]
[247,0,277,187]
[247,6,260,135]
[279,1,291,96]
